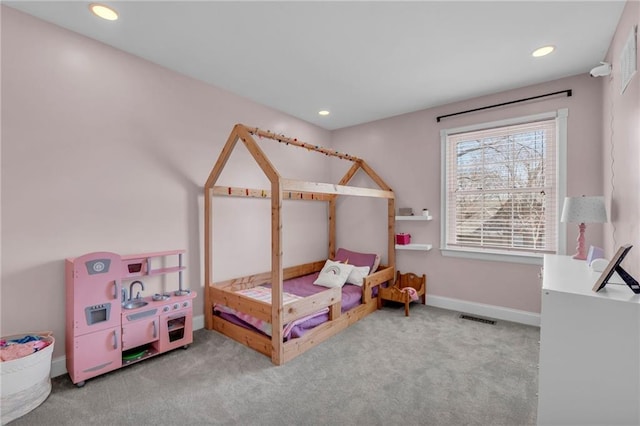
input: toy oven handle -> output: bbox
[112,280,119,300]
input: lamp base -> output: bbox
[571,223,587,260]
[572,252,588,261]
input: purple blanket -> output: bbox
[215,271,363,340]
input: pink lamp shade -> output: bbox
[561,196,608,260]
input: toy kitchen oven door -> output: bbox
[158,302,193,351]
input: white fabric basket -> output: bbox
[0,332,54,425]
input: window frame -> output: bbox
[440,109,568,265]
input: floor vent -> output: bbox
[459,314,496,325]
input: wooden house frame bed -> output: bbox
[204,124,396,365]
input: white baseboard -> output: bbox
[51,357,67,378]
[50,314,207,378]
[193,313,205,331]
[426,295,540,327]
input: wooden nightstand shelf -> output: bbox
[378,270,426,316]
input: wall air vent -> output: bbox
[459,314,496,325]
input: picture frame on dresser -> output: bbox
[592,244,639,294]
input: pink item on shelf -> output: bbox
[396,233,411,245]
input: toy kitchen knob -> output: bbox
[163,306,170,313]
[182,301,189,308]
[173,303,179,310]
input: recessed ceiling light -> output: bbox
[318,110,330,116]
[89,3,118,21]
[532,45,555,57]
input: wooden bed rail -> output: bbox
[212,260,326,291]
[362,265,394,304]
[210,284,342,325]
[243,124,360,162]
[212,182,392,200]
[283,287,341,324]
[210,285,271,323]
[282,179,393,199]
[212,185,332,201]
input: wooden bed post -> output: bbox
[388,198,396,271]
[328,197,336,259]
[204,188,213,330]
[271,179,284,365]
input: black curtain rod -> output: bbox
[436,89,572,123]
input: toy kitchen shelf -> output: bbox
[395,215,433,251]
[121,250,186,278]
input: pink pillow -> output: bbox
[334,248,379,272]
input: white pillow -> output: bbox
[313,260,354,288]
[345,265,370,286]
[371,254,381,273]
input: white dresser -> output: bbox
[538,254,640,425]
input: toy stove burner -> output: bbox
[152,293,171,301]
[174,289,191,296]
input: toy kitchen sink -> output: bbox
[65,250,196,387]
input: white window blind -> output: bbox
[444,118,558,255]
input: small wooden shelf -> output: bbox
[121,250,186,284]
[148,266,186,276]
[395,215,433,221]
[396,243,433,251]
[121,250,186,260]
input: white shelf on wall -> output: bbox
[395,215,433,221]
[395,215,433,252]
[395,243,433,251]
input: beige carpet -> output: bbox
[8,304,539,425]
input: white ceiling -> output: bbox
[5,1,626,130]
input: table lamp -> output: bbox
[561,195,608,260]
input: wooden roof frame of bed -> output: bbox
[204,123,396,364]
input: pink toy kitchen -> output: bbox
[65,249,195,387]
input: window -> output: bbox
[441,109,567,263]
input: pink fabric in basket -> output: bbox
[1,343,35,361]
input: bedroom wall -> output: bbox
[601,0,639,278]
[1,6,333,359]
[331,73,604,316]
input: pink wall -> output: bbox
[602,1,640,277]
[332,74,605,315]
[1,6,331,359]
